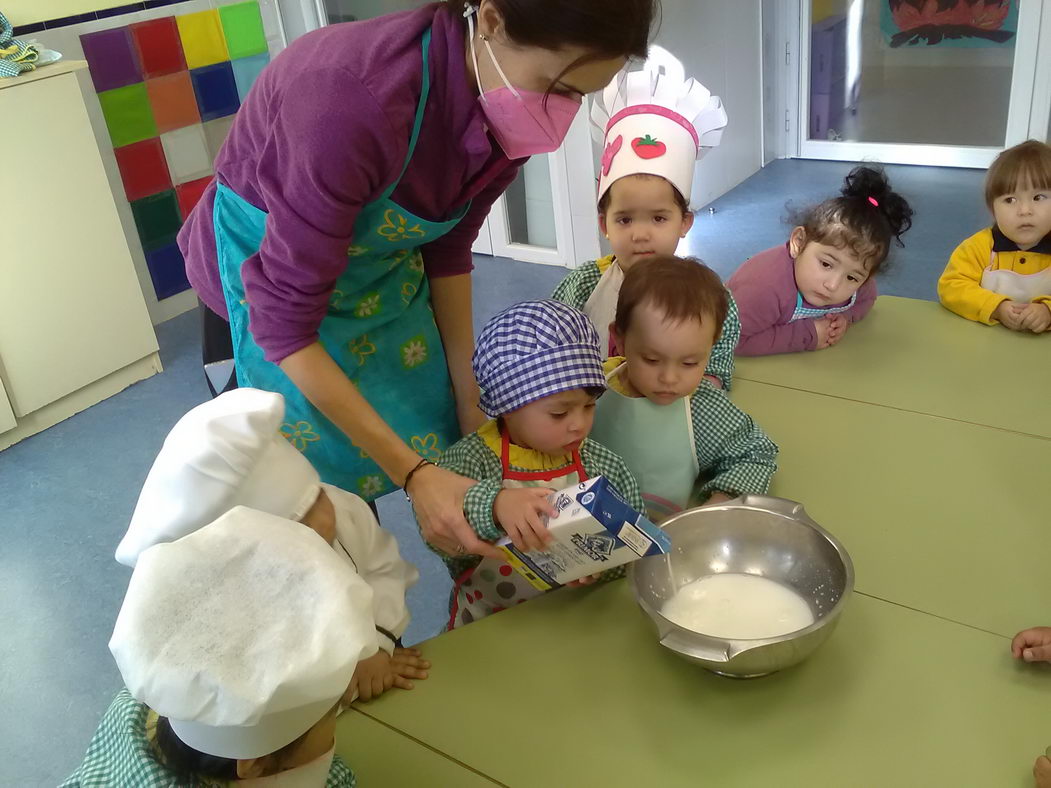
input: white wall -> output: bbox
[654,0,764,207]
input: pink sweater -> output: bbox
[727,244,877,356]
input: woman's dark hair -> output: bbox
[789,165,914,276]
[445,0,659,87]
[154,715,311,780]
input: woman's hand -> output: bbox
[408,464,503,559]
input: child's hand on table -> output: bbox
[1035,751,1051,788]
[1012,627,1051,662]
[826,313,848,345]
[495,487,556,552]
[345,647,431,703]
[814,317,834,349]
[1018,303,1051,333]
[993,300,1028,330]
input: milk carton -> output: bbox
[497,476,671,590]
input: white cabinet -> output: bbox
[0,62,161,450]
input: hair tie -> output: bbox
[867,196,879,208]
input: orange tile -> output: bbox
[146,72,201,134]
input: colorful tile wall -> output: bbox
[80,1,270,301]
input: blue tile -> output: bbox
[12,22,46,35]
[96,3,147,20]
[45,11,99,28]
[190,61,240,122]
[230,52,270,102]
[144,242,191,300]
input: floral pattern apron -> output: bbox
[214,29,466,500]
[449,428,587,629]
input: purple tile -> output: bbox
[80,27,143,92]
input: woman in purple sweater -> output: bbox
[178,0,655,559]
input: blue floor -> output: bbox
[0,158,985,786]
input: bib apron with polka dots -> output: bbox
[449,428,587,629]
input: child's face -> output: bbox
[992,182,1051,251]
[789,226,870,306]
[238,703,338,778]
[598,176,694,271]
[503,389,598,455]
[299,488,336,546]
[611,301,715,405]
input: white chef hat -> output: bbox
[110,506,379,760]
[592,45,728,208]
[116,388,321,567]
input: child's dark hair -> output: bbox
[790,165,913,275]
[984,139,1051,210]
[597,173,690,216]
[444,0,658,95]
[154,715,313,780]
[615,255,728,342]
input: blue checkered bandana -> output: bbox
[474,300,606,417]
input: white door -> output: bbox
[782,0,1048,168]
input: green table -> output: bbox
[340,582,1050,787]
[734,296,1051,439]
[732,379,1049,638]
[336,707,500,786]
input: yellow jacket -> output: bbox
[938,227,1051,324]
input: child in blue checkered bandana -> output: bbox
[428,300,645,629]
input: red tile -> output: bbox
[113,138,171,201]
[130,17,186,78]
[176,176,213,219]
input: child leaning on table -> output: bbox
[1012,626,1051,787]
[428,299,645,629]
[727,165,913,355]
[938,140,1051,333]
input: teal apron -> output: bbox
[214,29,467,500]
[590,361,699,523]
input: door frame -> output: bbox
[775,0,1046,168]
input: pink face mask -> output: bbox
[466,8,581,159]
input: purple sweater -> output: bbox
[179,4,521,363]
[727,244,877,356]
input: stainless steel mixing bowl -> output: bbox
[630,495,853,678]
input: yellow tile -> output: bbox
[176,10,229,70]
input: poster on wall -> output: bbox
[79,2,270,301]
[881,0,1017,48]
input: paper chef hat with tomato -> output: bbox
[592,45,728,208]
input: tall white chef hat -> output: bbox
[592,45,728,208]
[110,506,379,760]
[116,388,321,567]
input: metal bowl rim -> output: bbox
[631,496,856,644]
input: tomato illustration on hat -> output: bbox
[632,134,666,159]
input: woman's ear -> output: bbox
[788,226,807,259]
[477,0,506,42]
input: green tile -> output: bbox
[97,83,157,148]
[131,190,182,251]
[219,2,267,59]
